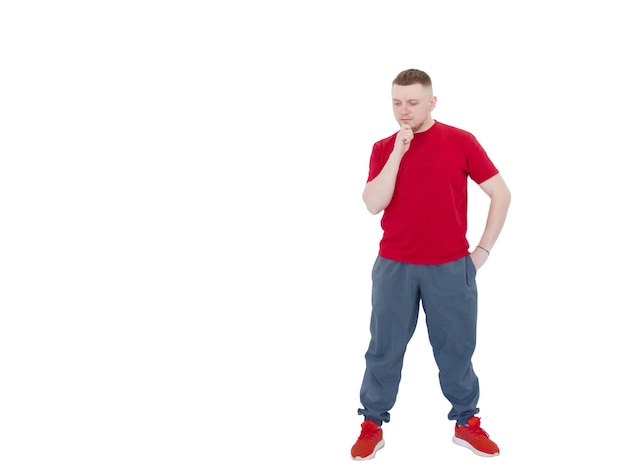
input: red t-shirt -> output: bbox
[367,121,498,265]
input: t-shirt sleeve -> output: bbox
[465,133,499,184]
[367,140,387,183]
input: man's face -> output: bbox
[392,83,436,132]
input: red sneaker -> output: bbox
[452,416,500,457]
[351,420,384,460]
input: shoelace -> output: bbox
[467,423,490,438]
[359,424,379,440]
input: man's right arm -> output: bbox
[362,151,403,214]
[362,125,413,214]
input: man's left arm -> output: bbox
[470,173,512,269]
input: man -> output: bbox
[351,69,511,459]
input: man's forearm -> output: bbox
[477,189,511,251]
[362,152,403,214]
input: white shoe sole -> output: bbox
[452,436,499,457]
[352,439,385,460]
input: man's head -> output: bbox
[391,69,437,133]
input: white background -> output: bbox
[1,1,624,468]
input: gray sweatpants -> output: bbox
[358,255,480,426]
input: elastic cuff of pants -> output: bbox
[358,408,388,426]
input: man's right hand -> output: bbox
[393,124,414,156]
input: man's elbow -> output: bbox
[365,202,383,215]
[362,192,384,215]
[362,182,391,215]
[500,186,512,208]
[484,176,511,208]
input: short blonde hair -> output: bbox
[392,69,432,87]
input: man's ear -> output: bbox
[430,96,437,111]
